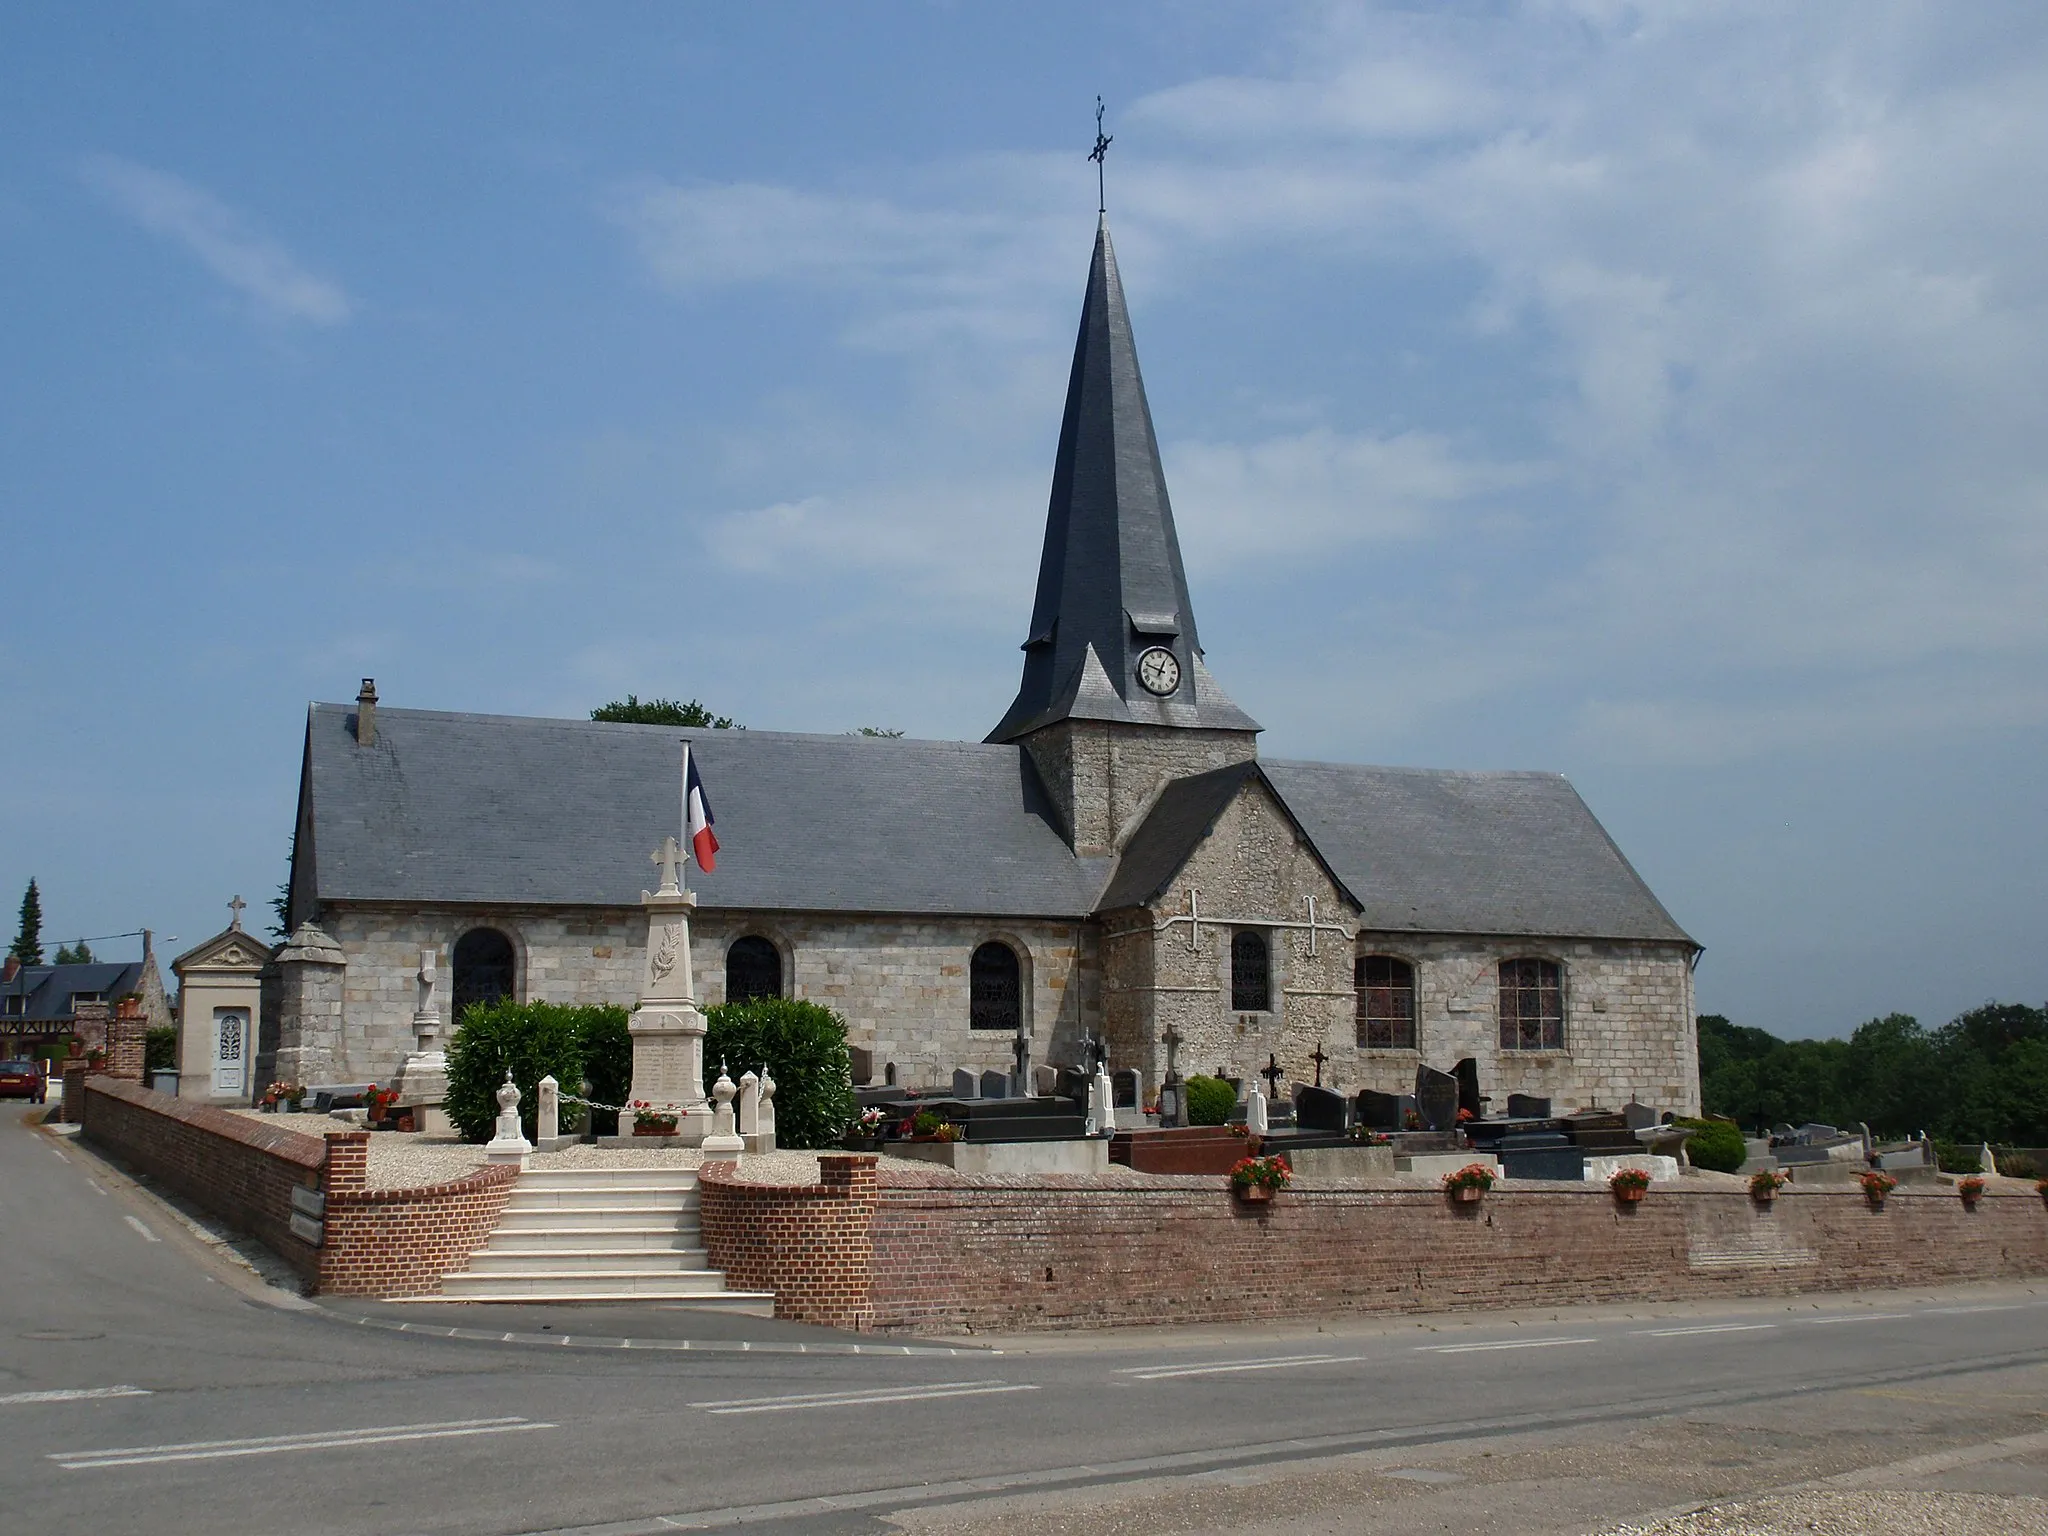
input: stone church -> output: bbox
[263,216,1701,1116]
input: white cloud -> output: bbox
[82,155,351,325]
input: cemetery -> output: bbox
[64,841,2048,1326]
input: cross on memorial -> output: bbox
[651,835,683,892]
[1260,1053,1285,1099]
[227,894,246,929]
[1309,1041,1330,1088]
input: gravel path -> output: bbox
[1599,1490,2048,1535]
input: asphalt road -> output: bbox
[4,1101,2046,1536]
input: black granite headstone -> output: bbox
[1294,1085,1349,1133]
[883,1061,898,1087]
[1453,1057,1484,1118]
[980,1069,1011,1101]
[1505,1092,1551,1118]
[1415,1064,1460,1133]
[1112,1068,1141,1108]
[1355,1088,1403,1131]
[849,1045,874,1086]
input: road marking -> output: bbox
[1415,1337,1599,1355]
[49,1147,69,1164]
[85,1178,108,1196]
[52,1416,549,1470]
[1806,1312,1911,1325]
[122,1216,160,1243]
[1124,1353,1371,1380]
[690,1381,1037,1415]
[1635,1323,1778,1338]
[0,1387,151,1406]
[1921,1304,2022,1316]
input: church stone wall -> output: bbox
[1106,778,1355,1089]
[1346,933,1700,1116]
[1022,720,1257,855]
[317,904,1099,1092]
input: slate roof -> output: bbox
[1261,761,1694,944]
[299,704,1112,918]
[0,962,145,1024]
[989,217,1257,742]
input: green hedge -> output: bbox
[144,1026,177,1075]
[1185,1074,1236,1127]
[702,997,855,1150]
[1675,1115,1746,1173]
[444,1000,630,1142]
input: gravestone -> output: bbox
[1294,1085,1349,1133]
[979,1069,1010,1100]
[1622,1100,1660,1132]
[952,1068,981,1099]
[1355,1088,1403,1131]
[1506,1092,1551,1119]
[849,1045,873,1086]
[1246,1083,1269,1136]
[1415,1064,1460,1133]
[1033,1064,1060,1097]
[1112,1067,1142,1109]
[1453,1058,1484,1119]
[884,1061,898,1087]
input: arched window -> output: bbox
[970,941,1021,1031]
[1499,958,1565,1051]
[1231,930,1271,1013]
[725,936,782,1003]
[1356,955,1416,1049]
[451,928,516,1027]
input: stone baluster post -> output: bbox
[738,1070,760,1147]
[756,1066,777,1153]
[537,1074,560,1149]
[703,1063,744,1155]
[486,1071,532,1165]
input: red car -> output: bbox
[0,1060,46,1101]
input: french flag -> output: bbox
[683,745,719,873]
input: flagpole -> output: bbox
[679,741,690,896]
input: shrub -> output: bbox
[444,1000,625,1143]
[1185,1074,1236,1126]
[701,996,855,1150]
[143,1026,177,1075]
[1676,1115,1746,1173]
[1934,1140,1983,1175]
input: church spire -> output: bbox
[988,218,1257,744]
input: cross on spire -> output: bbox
[1088,95,1112,214]
[227,894,246,930]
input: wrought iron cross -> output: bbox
[1261,1053,1285,1098]
[1089,96,1112,213]
[1309,1041,1330,1088]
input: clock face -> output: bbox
[1136,645,1182,697]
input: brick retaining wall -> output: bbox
[80,1076,328,1281]
[699,1155,878,1328]
[697,1164,2048,1333]
[79,1078,515,1296]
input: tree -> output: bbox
[850,727,904,738]
[591,696,738,729]
[270,832,295,939]
[8,878,43,965]
[54,940,95,965]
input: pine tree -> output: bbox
[54,940,94,965]
[9,878,44,965]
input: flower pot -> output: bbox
[1751,1188,1777,1205]
[1865,1192,1887,1209]
[1451,1185,1485,1204]
[1234,1183,1273,1203]
[1614,1186,1646,1203]
[632,1123,678,1138]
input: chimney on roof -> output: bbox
[1,956,17,984]
[355,678,378,746]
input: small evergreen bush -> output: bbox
[1675,1115,1746,1173]
[1933,1139,1983,1174]
[444,1000,626,1142]
[1185,1074,1236,1127]
[144,1026,177,1075]
[702,996,856,1150]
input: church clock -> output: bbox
[1136,646,1182,697]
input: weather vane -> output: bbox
[1088,95,1112,214]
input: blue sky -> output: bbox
[4,3,2043,1037]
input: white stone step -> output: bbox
[461,1248,715,1276]
[438,1271,771,1306]
[494,1207,693,1232]
[517,1168,699,1192]
[483,1226,698,1253]
[501,1187,699,1211]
